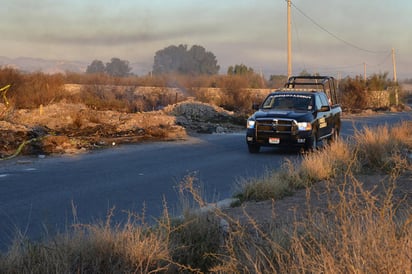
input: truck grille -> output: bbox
[256,118,298,135]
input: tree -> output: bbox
[227,64,254,75]
[298,69,312,76]
[340,75,368,109]
[367,72,391,91]
[152,44,219,75]
[188,45,220,75]
[268,75,288,88]
[226,64,265,88]
[105,58,132,77]
[86,60,105,74]
[152,45,187,75]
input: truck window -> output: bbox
[263,94,312,110]
[262,96,276,109]
[315,95,323,110]
[319,93,330,106]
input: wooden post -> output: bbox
[392,48,398,105]
[287,0,292,78]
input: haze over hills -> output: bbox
[0,56,150,76]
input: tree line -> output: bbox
[86,58,132,77]
[87,44,224,77]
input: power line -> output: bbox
[288,0,389,55]
[317,52,391,71]
[369,51,392,68]
[291,4,306,71]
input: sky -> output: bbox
[1,0,411,79]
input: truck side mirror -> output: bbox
[319,105,331,112]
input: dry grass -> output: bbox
[354,122,411,172]
[213,172,412,273]
[233,139,354,202]
[235,122,411,202]
[234,168,293,202]
[281,176,412,273]
[0,208,172,273]
[300,139,355,182]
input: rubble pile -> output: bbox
[0,102,186,158]
[164,99,244,133]
[0,99,243,158]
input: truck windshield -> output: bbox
[262,94,313,111]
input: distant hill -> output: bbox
[0,56,150,75]
[0,56,87,74]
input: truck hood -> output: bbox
[252,109,313,121]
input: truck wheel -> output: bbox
[248,144,261,153]
[328,127,340,144]
[305,131,318,151]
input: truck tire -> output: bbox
[328,126,340,144]
[305,130,318,151]
[248,144,261,153]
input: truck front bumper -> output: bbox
[246,128,312,147]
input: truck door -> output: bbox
[318,93,333,138]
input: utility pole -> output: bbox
[287,0,292,78]
[363,62,367,81]
[392,48,399,105]
[391,48,397,83]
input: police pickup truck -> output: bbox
[246,76,342,153]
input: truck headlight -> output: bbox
[297,122,312,131]
[247,120,256,128]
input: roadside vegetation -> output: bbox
[0,120,410,273]
[235,121,411,202]
[0,63,411,272]
[1,67,407,114]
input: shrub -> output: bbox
[353,122,411,172]
[234,168,294,202]
[340,76,368,110]
[0,209,172,273]
[169,213,222,273]
[0,69,67,109]
[0,68,24,108]
[217,75,262,114]
[77,85,129,111]
[300,139,355,183]
[16,73,65,108]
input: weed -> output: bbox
[282,174,412,273]
[354,123,411,172]
[234,168,293,202]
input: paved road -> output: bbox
[0,112,411,250]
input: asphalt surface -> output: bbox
[0,111,411,250]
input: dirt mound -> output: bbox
[0,102,186,158]
[0,100,243,158]
[164,99,245,133]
